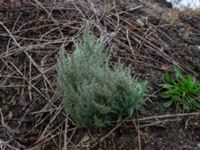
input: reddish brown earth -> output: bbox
[0,0,200,149]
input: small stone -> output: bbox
[80,134,90,144]
[197,143,200,149]
[0,139,5,145]
[136,19,145,27]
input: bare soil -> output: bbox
[0,0,200,149]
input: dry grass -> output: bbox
[0,0,200,149]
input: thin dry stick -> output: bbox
[0,21,54,91]
[0,109,10,131]
[91,119,126,148]
[0,57,45,98]
[126,29,135,56]
[34,0,59,25]
[37,105,63,142]
[6,13,21,56]
[116,17,180,66]
[138,112,200,122]
[136,110,142,150]
[134,112,200,128]
[132,119,141,150]
[99,122,122,143]
[63,117,69,150]
[8,61,46,98]
[29,53,33,101]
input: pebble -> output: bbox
[197,143,200,149]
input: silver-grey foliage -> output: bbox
[57,30,147,128]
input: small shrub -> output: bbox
[57,30,147,128]
[160,66,200,112]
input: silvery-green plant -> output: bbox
[57,30,147,128]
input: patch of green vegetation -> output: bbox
[57,29,147,128]
[170,21,178,26]
[160,66,200,112]
[196,8,200,14]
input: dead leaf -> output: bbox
[161,64,169,71]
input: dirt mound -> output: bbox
[0,0,200,149]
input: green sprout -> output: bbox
[160,66,200,112]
